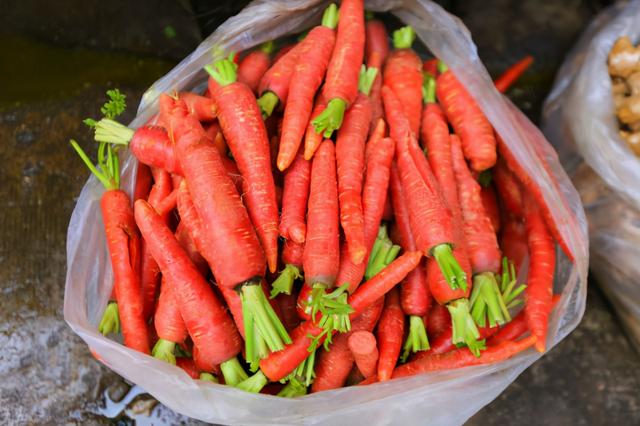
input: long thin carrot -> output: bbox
[481,185,501,234]
[238,41,274,94]
[365,17,389,136]
[383,26,423,136]
[376,287,404,381]
[488,295,560,346]
[279,147,311,243]
[493,157,524,218]
[500,218,528,273]
[133,164,152,202]
[336,66,378,264]
[303,96,327,160]
[71,139,149,354]
[277,5,338,171]
[494,55,534,93]
[524,196,555,353]
[393,335,536,378]
[257,41,304,117]
[313,0,366,138]
[436,62,496,171]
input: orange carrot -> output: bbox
[500,218,528,273]
[493,157,524,218]
[348,331,378,379]
[494,55,534,93]
[376,287,404,381]
[303,96,327,160]
[279,147,311,243]
[238,41,274,94]
[257,42,304,117]
[481,185,501,234]
[365,18,389,136]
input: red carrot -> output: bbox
[336,66,378,264]
[418,324,497,357]
[365,17,389,135]
[524,196,555,353]
[393,335,536,378]
[313,0,366,138]
[152,276,187,364]
[277,5,338,171]
[303,95,327,160]
[71,140,149,353]
[481,184,501,234]
[493,157,524,218]
[336,135,395,293]
[423,58,438,77]
[427,303,450,338]
[383,26,423,136]
[166,98,289,366]
[500,218,528,273]
[279,147,311,243]
[260,251,422,382]
[238,41,274,94]
[177,92,217,122]
[133,164,152,202]
[349,331,378,379]
[494,55,534,93]
[376,287,404,381]
[206,60,279,273]
[273,44,295,62]
[436,62,496,171]
[276,291,302,332]
[488,295,560,345]
[176,357,201,380]
[257,41,305,117]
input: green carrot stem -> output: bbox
[470,272,511,328]
[437,60,448,74]
[432,244,468,291]
[384,244,402,265]
[270,264,302,298]
[94,118,135,145]
[152,339,177,365]
[259,40,274,55]
[359,65,378,97]
[257,91,280,119]
[277,377,308,397]
[241,282,292,356]
[98,301,120,335]
[401,315,430,362]
[236,371,268,393]
[447,298,484,357]
[393,26,416,50]
[199,372,219,383]
[70,140,117,190]
[220,357,249,386]
[423,73,436,104]
[322,3,339,29]
[312,98,347,138]
[205,58,238,87]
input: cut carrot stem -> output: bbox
[98,301,120,335]
[199,373,219,383]
[257,91,280,118]
[277,377,308,398]
[447,298,484,356]
[152,339,176,365]
[220,357,249,386]
[236,371,268,393]
[469,272,511,328]
[270,264,302,298]
[401,315,430,362]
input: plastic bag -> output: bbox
[65,1,588,424]
[542,0,640,350]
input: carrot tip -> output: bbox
[534,340,545,353]
[98,301,120,336]
[289,225,306,244]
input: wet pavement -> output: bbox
[1,0,639,424]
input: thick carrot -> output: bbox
[436,62,496,171]
[524,197,555,353]
[206,61,279,272]
[335,66,378,264]
[500,218,528,273]
[427,303,450,338]
[303,95,327,160]
[178,92,217,122]
[273,44,295,62]
[260,251,421,381]
[277,5,338,171]
[135,200,242,368]
[494,55,534,93]
[336,135,395,293]
[493,157,524,218]
[152,276,187,364]
[238,41,274,94]
[133,164,152,202]
[481,185,501,234]
[257,41,305,117]
[279,147,311,243]
[314,0,366,138]
[349,331,378,379]
[376,287,404,381]
[383,26,423,136]
[393,335,536,378]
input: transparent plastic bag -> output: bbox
[65,1,588,424]
[542,0,640,350]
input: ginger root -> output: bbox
[608,36,640,78]
[609,37,640,157]
[619,130,640,156]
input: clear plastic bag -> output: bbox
[542,0,640,350]
[65,1,589,424]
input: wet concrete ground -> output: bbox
[1,0,639,424]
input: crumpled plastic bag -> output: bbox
[65,1,589,424]
[542,0,640,350]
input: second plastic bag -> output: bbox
[65,0,589,424]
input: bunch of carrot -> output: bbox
[74,1,565,397]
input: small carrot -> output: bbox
[303,95,327,160]
[393,335,536,378]
[365,17,389,135]
[436,62,496,171]
[524,196,555,353]
[71,139,149,354]
[313,0,366,138]
[336,66,378,264]
[238,41,275,94]
[494,55,534,93]
[348,331,378,379]
[383,26,423,136]
[376,287,404,381]
[206,60,280,273]
[279,147,311,244]
[277,4,339,171]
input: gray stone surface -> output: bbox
[0,0,639,424]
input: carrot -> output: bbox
[133,164,152,202]
[276,291,302,332]
[494,55,534,93]
[257,41,305,117]
[383,26,423,136]
[238,41,274,94]
[500,218,528,273]
[336,66,378,264]
[303,95,327,160]
[436,62,497,171]
[312,299,383,392]
[270,260,303,299]
[423,58,438,77]
[177,92,217,122]
[276,5,338,171]
[206,61,280,273]
[273,43,295,62]
[365,17,389,135]
[418,324,496,357]
[348,331,378,379]
[393,335,536,378]
[481,184,501,234]
[313,0,366,138]
[524,196,555,353]
[488,295,560,346]
[376,287,404,381]
[301,140,352,333]
[279,147,311,244]
[176,357,201,380]
[493,157,524,218]
[337,134,395,293]
[427,303,450,338]
[71,140,149,353]
[260,251,422,382]
[166,99,290,367]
